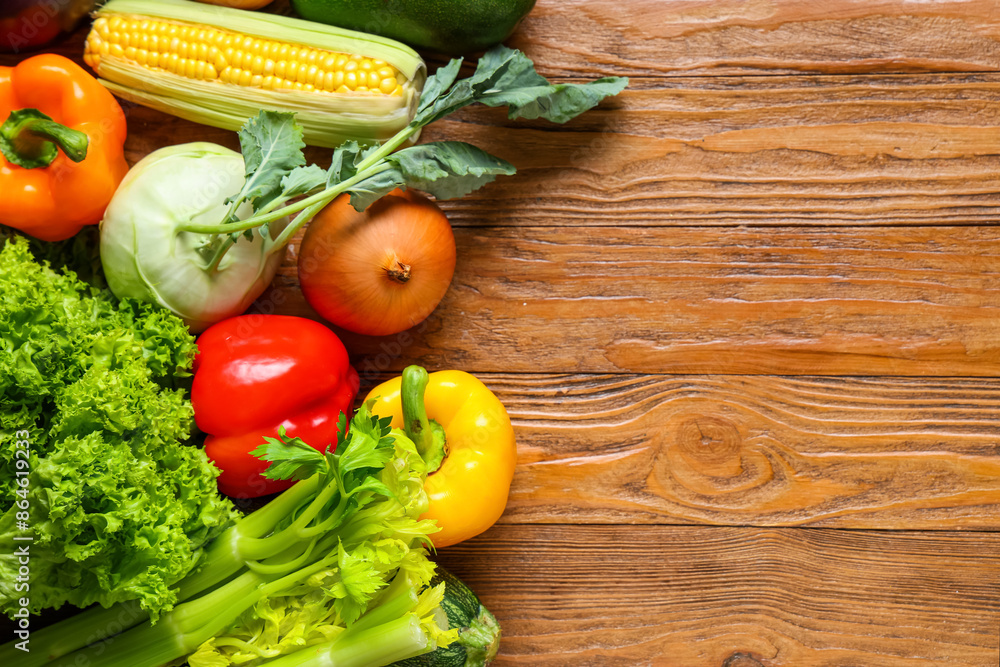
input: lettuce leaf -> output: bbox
[0,239,237,619]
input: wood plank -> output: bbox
[510,0,1000,77]
[13,0,1000,77]
[265,225,1000,377]
[41,74,1000,230]
[435,525,1000,666]
[424,75,1000,229]
[424,374,1000,529]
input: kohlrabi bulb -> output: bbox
[100,143,288,332]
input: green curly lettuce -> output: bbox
[0,238,237,619]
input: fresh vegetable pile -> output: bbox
[0,239,236,618]
[2,402,461,667]
[99,44,627,333]
[0,0,627,663]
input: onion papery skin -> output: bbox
[298,189,456,336]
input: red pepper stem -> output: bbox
[0,108,89,169]
[401,365,447,474]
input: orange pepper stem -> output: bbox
[401,365,447,474]
[0,108,89,169]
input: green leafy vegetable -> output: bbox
[2,402,454,667]
[229,110,308,218]
[0,239,236,620]
[388,142,516,201]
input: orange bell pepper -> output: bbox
[0,53,128,241]
[365,366,517,548]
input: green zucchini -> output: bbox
[289,0,536,56]
[394,568,500,667]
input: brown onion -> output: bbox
[297,189,456,336]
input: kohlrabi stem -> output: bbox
[176,122,420,240]
[203,235,237,272]
[268,197,327,251]
[401,365,447,473]
[176,163,383,235]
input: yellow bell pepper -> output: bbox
[365,366,517,548]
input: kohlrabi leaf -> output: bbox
[231,111,307,216]
[388,142,515,200]
[346,168,406,212]
[415,57,463,117]
[279,164,328,199]
[484,76,630,124]
[253,427,329,481]
[326,140,364,186]
[413,45,628,127]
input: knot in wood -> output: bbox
[676,415,743,477]
[721,653,764,667]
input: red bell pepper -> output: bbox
[192,314,359,498]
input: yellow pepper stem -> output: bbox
[401,365,447,473]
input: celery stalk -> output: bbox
[261,615,431,667]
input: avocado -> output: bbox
[290,0,537,56]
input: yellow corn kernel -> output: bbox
[305,64,320,85]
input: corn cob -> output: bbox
[83,0,425,148]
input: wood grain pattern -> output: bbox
[418,374,1000,529]
[16,0,1000,77]
[36,74,1000,230]
[511,0,1000,77]
[435,525,1000,666]
[264,225,1000,376]
[422,75,1000,229]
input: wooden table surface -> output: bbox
[9,0,1000,664]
